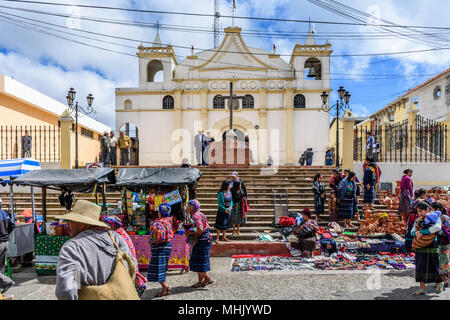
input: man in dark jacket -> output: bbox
[0,198,15,296]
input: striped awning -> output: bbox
[0,158,41,185]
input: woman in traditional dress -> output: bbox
[295,208,319,258]
[412,202,444,295]
[325,149,333,166]
[147,203,174,297]
[185,200,214,288]
[230,180,247,236]
[399,169,414,222]
[312,174,326,222]
[338,171,357,228]
[405,189,427,253]
[431,202,450,288]
[102,216,147,297]
[214,180,233,243]
[363,158,377,212]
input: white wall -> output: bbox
[354,162,450,187]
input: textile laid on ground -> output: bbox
[230,252,416,272]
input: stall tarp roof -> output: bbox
[12,168,115,190]
[0,158,41,185]
[115,168,202,187]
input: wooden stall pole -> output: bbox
[31,186,35,223]
[42,187,47,234]
[9,182,14,220]
[102,183,107,212]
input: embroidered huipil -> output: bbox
[191,211,213,243]
[149,217,174,247]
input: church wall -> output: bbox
[267,110,286,163]
[293,110,330,165]
[266,93,284,108]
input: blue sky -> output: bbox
[0,0,449,127]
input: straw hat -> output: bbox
[61,200,110,228]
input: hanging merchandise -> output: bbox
[163,189,182,206]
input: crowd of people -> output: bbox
[100,130,133,166]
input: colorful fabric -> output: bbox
[103,216,123,229]
[405,224,414,253]
[159,203,172,217]
[338,179,356,220]
[188,211,213,244]
[190,239,212,272]
[231,199,247,225]
[149,217,174,246]
[439,243,450,275]
[188,199,201,212]
[400,175,414,199]
[147,242,172,282]
[154,195,164,209]
[215,192,232,230]
[115,227,136,258]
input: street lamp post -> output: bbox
[320,86,351,168]
[66,88,95,168]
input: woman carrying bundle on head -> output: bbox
[147,203,174,297]
[184,200,214,288]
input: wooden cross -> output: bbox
[218,82,246,130]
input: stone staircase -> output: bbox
[0,166,394,241]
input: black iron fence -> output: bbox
[0,125,60,162]
[354,116,448,162]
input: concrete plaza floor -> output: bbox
[5,257,449,300]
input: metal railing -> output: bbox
[354,116,448,163]
[0,125,60,162]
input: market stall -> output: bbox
[113,167,202,271]
[12,167,116,274]
[0,158,41,261]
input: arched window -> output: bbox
[294,94,306,108]
[147,60,164,82]
[242,94,254,109]
[124,99,132,110]
[304,57,322,80]
[162,95,174,109]
[213,95,225,109]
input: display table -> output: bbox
[7,223,36,258]
[35,235,70,275]
[132,233,190,271]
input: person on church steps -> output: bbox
[337,171,357,228]
[185,200,214,288]
[312,174,326,222]
[118,131,132,166]
[412,202,444,295]
[147,203,174,297]
[363,157,377,212]
[329,169,343,194]
[399,169,414,222]
[405,189,427,253]
[214,180,233,243]
[230,180,247,236]
[325,148,333,166]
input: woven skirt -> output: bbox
[404,224,414,253]
[190,239,212,272]
[398,194,411,215]
[147,242,172,283]
[363,185,375,204]
[214,209,231,230]
[415,242,442,283]
[314,195,325,214]
[298,236,316,252]
[231,202,246,225]
[338,197,354,220]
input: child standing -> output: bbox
[328,191,338,222]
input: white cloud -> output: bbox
[0,0,448,129]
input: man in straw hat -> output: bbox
[55,200,137,300]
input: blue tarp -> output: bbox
[0,158,41,186]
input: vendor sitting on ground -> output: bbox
[294,208,319,258]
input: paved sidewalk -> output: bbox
[5,258,449,300]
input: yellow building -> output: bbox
[0,75,110,167]
[328,109,365,166]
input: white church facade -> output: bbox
[115,27,333,166]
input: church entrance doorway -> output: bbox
[118,122,139,165]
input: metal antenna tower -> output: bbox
[213,0,221,48]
